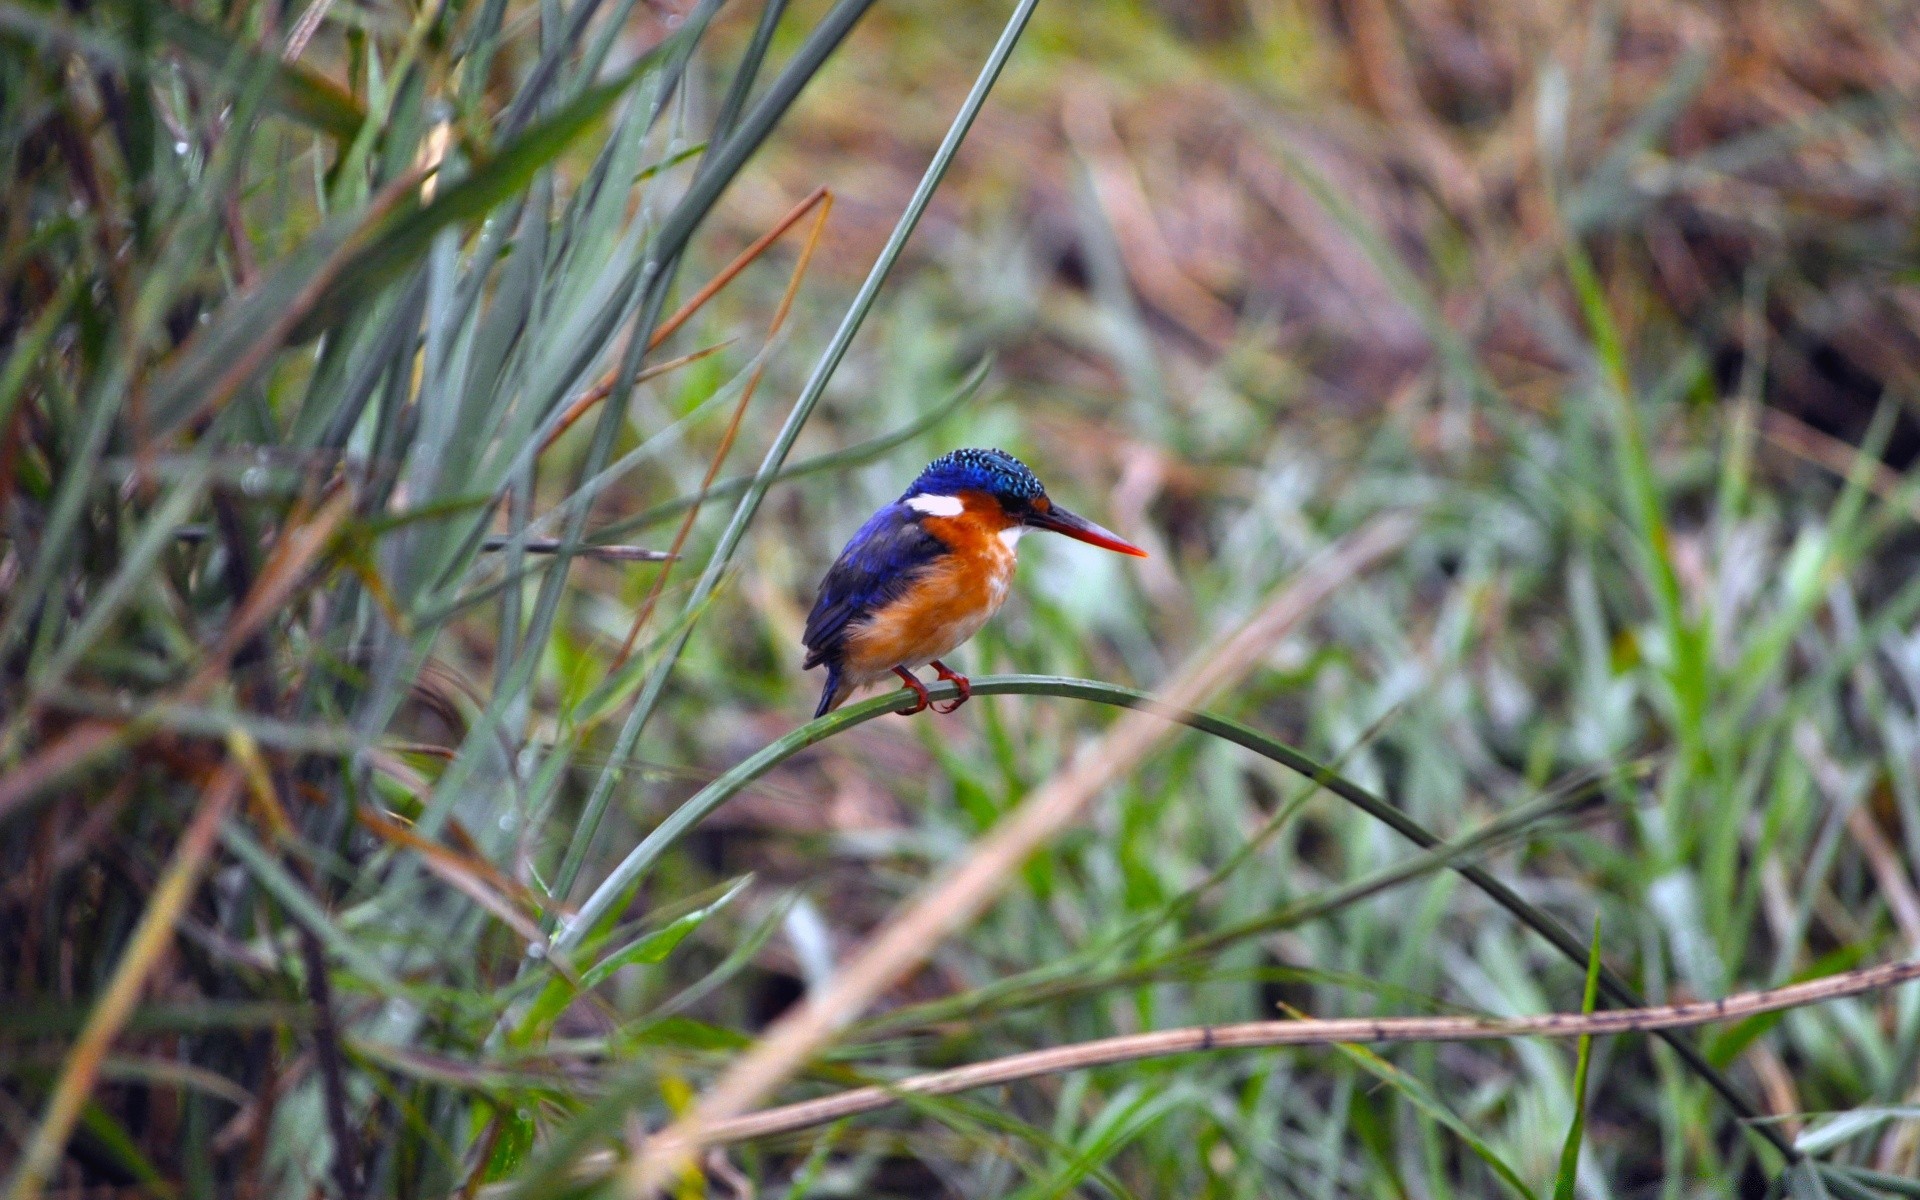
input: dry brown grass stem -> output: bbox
[1063,86,1237,348]
[539,187,832,455]
[703,957,1920,1146]
[621,512,1417,1195]
[607,188,833,673]
[282,0,333,60]
[1760,407,1920,520]
[535,342,735,454]
[3,764,245,1200]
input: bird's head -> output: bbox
[901,448,1148,557]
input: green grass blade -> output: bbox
[1823,1167,1920,1198]
[1553,919,1605,1200]
[288,54,667,344]
[708,0,789,148]
[0,274,78,436]
[217,823,409,999]
[1323,1037,1536,1200]
[0,2,364,140]
[27,460,209,695]
[151,8,366,140]
[578,875,750,988]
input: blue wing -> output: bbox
[803,504,947,669]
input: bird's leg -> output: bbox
[891,666,932,716]
[929,659,971,714]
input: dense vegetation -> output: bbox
[4,0,1920,1195]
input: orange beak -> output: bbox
[1028,504,1148,557]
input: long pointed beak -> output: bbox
[1027,504,1149,557]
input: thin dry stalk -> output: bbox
[1798,722,1920,952]
[1844,806,1920,953]
[1063,85,1237,348]
[609,189,834,672]
[651,187,832,351]
[3,764,245,1200]
[1760,407,1920,521]
[540,187,833,454]
[622,512,1417,1194]
[283,0,334,59]
[300,925,360,1200]
[703,958,1920,1145]
[536,342,736,454]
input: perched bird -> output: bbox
[803,448,1147,718]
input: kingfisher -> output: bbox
[803,448,1148,719]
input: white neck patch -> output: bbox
[906,493,965,517]
[997,525,1025,549]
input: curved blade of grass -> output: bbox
[560,673,1786,1160]
[0,275,77,437]
[584,875,752,986]
[73,1105,174,1200]
[1823,1167,1920,1198]
[1794,1107,1920,1157]
[859,707,1403,1033]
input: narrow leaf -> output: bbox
[152,8,365,140]
[1553,919,1605,1200]
[1311,1027,1536,1200]
[580,875,750,988]
[289,54,660,342]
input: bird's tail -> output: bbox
[812,667,844,720]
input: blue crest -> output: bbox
[903,447,1044,503]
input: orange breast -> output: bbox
[841,496,1018,679]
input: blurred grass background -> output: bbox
[5,0,1920,1195]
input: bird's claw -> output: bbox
[890,664,970,715]
[930,661,971,714]
[892,666,932,716]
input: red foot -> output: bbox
[891,666,932,715]
[929,660,971,714]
